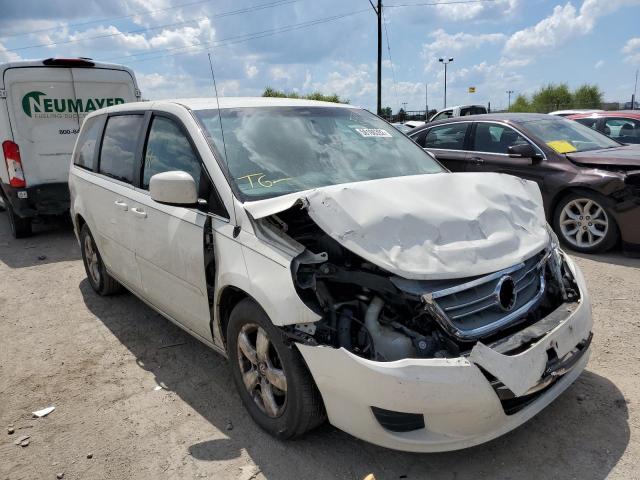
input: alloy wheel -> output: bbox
[236,324,287,418]
[559,198,608,249]
[84,234,101,285]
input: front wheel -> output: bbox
[553,192,619,253]
[227,298,325,439]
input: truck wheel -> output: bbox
[227,298,325,439]
[80,224,121,295]
[7,203,32,239]
[553,191,619,254]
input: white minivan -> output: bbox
[69,97,593,452]
[0,58,140,237]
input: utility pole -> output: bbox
[369,0,382,115]
[506,90,514,110]
[425,83,429,120]
[633,69,638,110]
[439,57,453,108]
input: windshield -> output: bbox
[196,106,443,200]
[521,117,621,153]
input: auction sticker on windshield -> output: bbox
[354,128,393,138]
[547,140,577,153]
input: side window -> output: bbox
[575,118,598,130]
[424,123,468,150]
[99,115,144,183]
[605,118,640,144]
[432,110,453,122]
[473,123,529,154]
[73,116,102,170]
[142,117,202,190]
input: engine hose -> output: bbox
[337,308,353,349]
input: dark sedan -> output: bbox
[409,113,640,254]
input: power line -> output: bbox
[4,0,299,51]
[104,9,370,64]
[385,0,498,7]
[381,11,400,111]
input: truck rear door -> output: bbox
[4,67,78,186]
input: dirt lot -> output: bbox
[0,215,639,480]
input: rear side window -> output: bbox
[575,117,598,130]
[460,106,487,116]
[424,123,468,150]
[73,116,102,170]
[142,117,202,190]
[99,115,144,183]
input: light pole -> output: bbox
[439,57,453,108]
[506,90,514,110]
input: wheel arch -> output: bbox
[216,285,253,349]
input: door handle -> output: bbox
[131,207,147,219]
[471,156,485,164]
[114,200,128,211]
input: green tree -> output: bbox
[573,84,603,109]
[262,87,347,104]
[509,94,531,112]
[530,83,573,113]
[397,107,406,122]
[381,106,393,118]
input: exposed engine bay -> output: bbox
[257,205,581,362]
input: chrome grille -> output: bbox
[422,250,548,340]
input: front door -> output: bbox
[128,114,213,340]
[466,122,548,190]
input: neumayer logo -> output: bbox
[22,91,125,118]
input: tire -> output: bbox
[553,191,619,254]
[227,298,325,439]
[80,224,121,295]
[6,203,32,239]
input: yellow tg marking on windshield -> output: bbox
[546,140,577,153]
[237,173,292,188]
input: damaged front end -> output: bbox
[245,173,593,451]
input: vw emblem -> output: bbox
[495,275,517,312]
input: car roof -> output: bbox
[84,97,356,118]
[411,113,553,132]
[568,110,640,120]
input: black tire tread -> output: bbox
[80,224,122,296]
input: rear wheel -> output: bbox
[6,203,32,239]
[227,298,325,439]
[80,224,121,295]
[553,192,619,253]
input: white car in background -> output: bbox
[69,97,592,452]
[549,109,603,117]
[429,104,487,122]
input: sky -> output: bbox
[1,0,640,112]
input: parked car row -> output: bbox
[408,113,640,254]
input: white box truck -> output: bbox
[0,57,141,237]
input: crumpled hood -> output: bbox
[566,145,640,169]
[244,173,549,280]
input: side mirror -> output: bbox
[149,171,197,206]
[508,143,543,161]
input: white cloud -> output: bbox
[594,59,605,69]
[0,42,21,63]
[434,0,518,20]
[422,29,506,71]
[502,0,640,65]
[245,63,259,79]
[270,66,293,81]
[622,37,640,64]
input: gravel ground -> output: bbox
[0,215,639,480]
